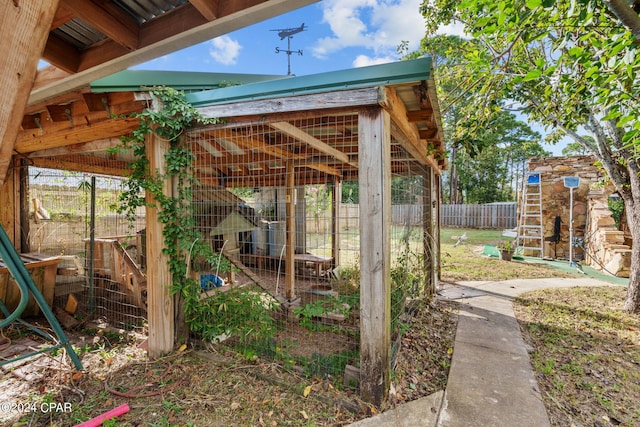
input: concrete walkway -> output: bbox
[350,277,611,427]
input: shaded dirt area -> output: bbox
[0,295,458,426]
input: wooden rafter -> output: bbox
[16,117,140,154]
[31,155,130,176]
[26,137,123,158]
[189,0,220,21]
[270,121,349,163]
[206,128,307,161]
[62,0,139,51]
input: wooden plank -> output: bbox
[285,161,296,300]
[27,137,123,158]
[206,128,306,161]
[189,0,219,20]
[358,107,391,406]
[42,34,81,74]
[15,117,140,153]
[332,178,341,267]
[146,131,174,357]
[197,88,381,119]
[0,0,60,187]
[221,251,270,292]
[30,156,130,177]
[62,0,139,51]
[423,167,435,297]
[270,121,350,164]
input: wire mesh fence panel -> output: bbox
[27,167,147,330]
[189,116,362,384]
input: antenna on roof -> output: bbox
[270,23,306,76]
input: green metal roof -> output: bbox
[186,57,433,107]
[90,70,287,93]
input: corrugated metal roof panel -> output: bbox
[52,19,107,51]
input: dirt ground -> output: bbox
[0,294,458,426]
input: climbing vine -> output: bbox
[115,86,276,344]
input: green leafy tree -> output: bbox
[407,36,546,204]
[420,0,640,312]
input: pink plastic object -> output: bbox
[74,403,130,427]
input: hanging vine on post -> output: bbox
[115,86,277,345]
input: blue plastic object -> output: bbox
[200,274,224,290]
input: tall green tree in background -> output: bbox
[406,36,548,204]
[419,0,640,312]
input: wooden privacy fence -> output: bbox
[311,203,517,231]
[440,203,517,229]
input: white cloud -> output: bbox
[312,0,424,60]
[209,35,242,65]
[352,54,395,67]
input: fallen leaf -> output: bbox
[303,385,312,397]
[71,372,83,381]
[230,402,241,410]
[300,410,309,419]
[178,343,187,352]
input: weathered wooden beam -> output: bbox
[285,161,296,300]
[406,110,433,122]
[270,121,350,164]
[197,88,380,119]
[332,178,341,267]
[206,128,306,161]
[358,107,391,406]
[189,0,219,20]
[380,87,428,163]
[62,0,139,51]
[0,0,60,187]
[30,155,130,176]
[42,34,81,74]
[15,117,139,154]
[146,130,175,357]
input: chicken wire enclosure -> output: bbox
[185,109,439,396]
[26,167,147,329]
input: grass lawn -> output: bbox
[443,228,640,426]
[440,228,579,282]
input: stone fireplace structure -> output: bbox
[526,155,631,277]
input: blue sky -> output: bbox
[131,0,565,155]
[133,1,436,77]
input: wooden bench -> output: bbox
[0,253,60,317]
[239,253,333,278]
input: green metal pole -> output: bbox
[0,226,30,328]
[0,224,83,370]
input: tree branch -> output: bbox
[602,0,640,40]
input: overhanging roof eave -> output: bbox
[185,57,433,108]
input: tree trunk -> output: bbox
[623,197,640,313]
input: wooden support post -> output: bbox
[0,0,59,186]
[423,167,435,297]
[332,178,342,268]
[0,165,16,244]
[146,132,175,357]
[285,161,296,300]
[358,108,391,406]
[19,159,30,252]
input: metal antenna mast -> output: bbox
[271,23,306,75]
